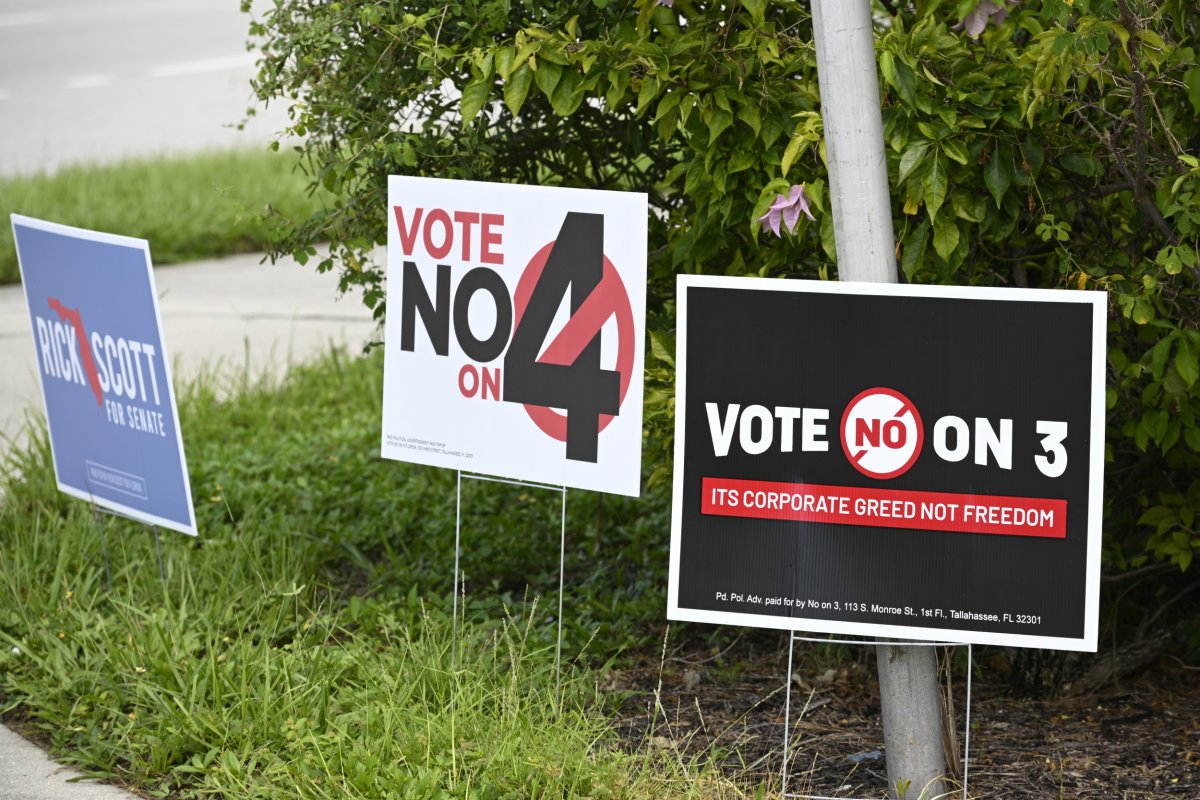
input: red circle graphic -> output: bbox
[511,241,635,442]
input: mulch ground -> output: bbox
[607,629,1200,799]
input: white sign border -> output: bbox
[11,213,199,537]
[668,274,1107,652]
[381,175,648,497]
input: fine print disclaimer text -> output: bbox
[385,434,475,459]
[712,590,1044,627]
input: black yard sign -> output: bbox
[667,276,1106,651]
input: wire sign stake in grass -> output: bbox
[90,503,168,593]
[454,470,570,688]
[780,636,974,800]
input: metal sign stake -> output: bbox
[451,470,570,692]
[780,636,973,800]
[152,525,166,592]
[93,504,113,591]
[453,469,463,666]
[556,484,567,695]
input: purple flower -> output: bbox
[963,0,1019,38]
[656,0,674,7]
[758,184,816,237]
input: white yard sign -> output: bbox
[381,177,647,496]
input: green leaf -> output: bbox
[879,51,916,104]
[942,139,969,166]
[649,330,674,367]
[1187,67,1200,115]
[932,214,959,260]
[1134,420,1150,451]
[952,193,987,223]
[605,68,629,110]
[677,94,695,126]
[924,153,948,222]
[1060,153,1100,177]
[1150,336,1173,380]
[707,107,733,142]
[461,75,491,124]
[1185,426,1200,452]
[879,50,895,89]
[651,4,682,38]
[1163,421,1182,453]
[761,113,784,149]
[917,121,948,140]
[1131,297,1154,325]
[898,140,931,185]
[668,36,703,57]
[637,75,660,117]
[781,134,804,178]
[901,219,931,280]
[739,103,762,138]
[551,70,583,116]
[1021,135,1045,176]
[984,144,1012,209]
[648,464,671,490]
[504,64,534,116]
[495,46,516,80]
[534,60,563,99]
[1176,339,1199,388]
[1172,528,1191,550]
[804,178,825,210]
[739,0,767,24]
[1139,28,1167,53]
[1157,245,1183,275]
[820,213,837,261]
[683,158,706,196]
[1139,506,1173,527]
[728,150,755,174]
[654,91,681,122]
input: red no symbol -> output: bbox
[511,241,635,442]
[839,387,924,480]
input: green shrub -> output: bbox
[247,0,1200,622]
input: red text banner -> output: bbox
[701,477,1067,539]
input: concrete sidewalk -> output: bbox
[0,725,137,800]
[1,250,378,453]
[1,251,376,799]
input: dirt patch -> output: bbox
[607,629,1200,798]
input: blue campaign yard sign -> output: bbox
[11,215,197,536]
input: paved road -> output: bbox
[0,0,290,175]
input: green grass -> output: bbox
[1,149,329,284]
[0,352,735,799]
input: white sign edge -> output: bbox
[380,178,649,498]
[667,273,1107,652]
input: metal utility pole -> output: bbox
[809,1,948,798]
